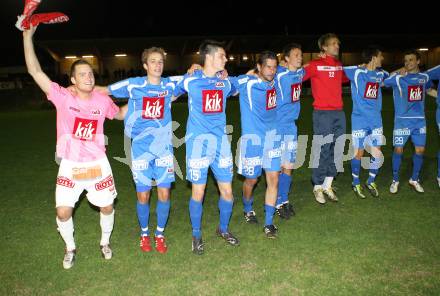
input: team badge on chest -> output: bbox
[266,88,277,110]
[291,83,302,102]
[364,82,379,99]
[407,85,423,102]
[202,90,223,113]
[142,97,165,119]
[73,118,98,141]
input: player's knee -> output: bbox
[281,168,292,176]
[136,191,150,204]
[394,147,404,154]
[191,185,205,201]
[415,146,425,154]
[370,146,382,158]
[219,187,233,199]
[157,188,170,202]
[100,204,114,214]
[354,149,364,159]
[56,206,73,221]
[244,178,258,187]
[266,172,279,188]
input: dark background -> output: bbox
[1,0,439,66]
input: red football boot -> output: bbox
[154,236,168,254]
[139,236,152,252]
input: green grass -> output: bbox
[0,93,440,295]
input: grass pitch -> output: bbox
[0,93,439,295]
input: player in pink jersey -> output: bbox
[23,25,126,269]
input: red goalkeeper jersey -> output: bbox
[303,55,349,110]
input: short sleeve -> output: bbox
[104,96,120,119]
[343,66,357,81]
[47,82,71,108]
[108,78,130,99]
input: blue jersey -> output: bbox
[173,70,235,137]
[426,65,440,107]
[109,76,181,139]
[384,72,431,119]
[275,66,305,124]
[344,66,389,121]
[230,75,277,136]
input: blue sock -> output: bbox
[411,153,423,181]
[264,204,275,226]
[155,200,170,236]
[351,158,361,185]
[392,152,403,182]
[242,195,253,213]
[218,197,233,233]
[189,197,203,239]
[278,173,292,204]
[136,201,150,236]
[277,174,286,207]
[437,151,440,178]
[368,157,379,184]
[275,195,283,208]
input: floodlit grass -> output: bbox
[0,93,439,295]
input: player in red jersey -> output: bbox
[303,33,349,204]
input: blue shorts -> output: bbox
[186,133,233,184]
[393,118,426,147]
[279,123,298,169]
[351,117,384,149]
[238,132,281,178]
[131,139,175,192]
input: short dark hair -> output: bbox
[255,51,278,74]
[361,45,383,64]
[70,59,93,78]
[257,51,278,66]
[403,49,421,61]
[198,40,225,65]
[282,43,302,61]
[318,33,339,51]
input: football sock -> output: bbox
[351,158,361,185]
[56,216,75,251]
[100,210,114,246]
[218,197,233,233]
[189,197,203,239]
[155,200,170,237]
[137,201,149,236]
[392,152,403,181]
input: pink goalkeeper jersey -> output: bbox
[47,82,119,162]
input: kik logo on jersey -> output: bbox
[202,90,223,113]
[142,97,165,119]
[73,118,97,141]
[364,82,379,99]
[407,85,423,102]
[266,88,277,110]
[291,83,302,102]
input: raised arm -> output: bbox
[23,26,52,94]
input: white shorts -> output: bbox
[55,157,117,208]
